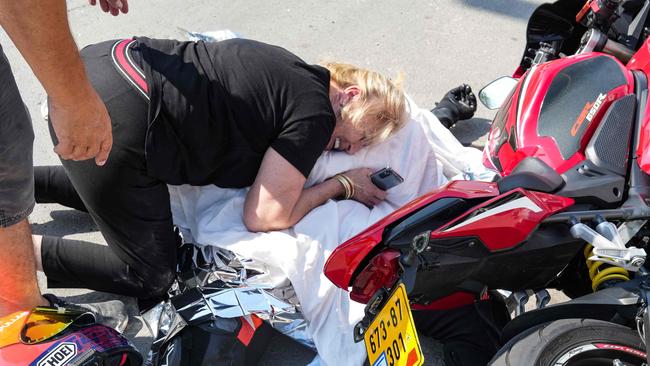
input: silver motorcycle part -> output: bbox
[617,220,647,245]
[570,221,647,271]
[534,289,551,309]
[577,28,635,62]
[512,290,530,317]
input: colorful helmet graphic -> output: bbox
[0,307,142,366]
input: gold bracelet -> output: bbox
[333,174,347,199]
[340,174,355,199]
[341,175,353,200]
[334,174,352,200]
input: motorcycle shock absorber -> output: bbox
[583,243,630,292]
[571,216,644,291]
[589,219,631,291]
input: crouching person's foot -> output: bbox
[42,293,129,333]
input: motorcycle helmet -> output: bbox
[0,306,142,365]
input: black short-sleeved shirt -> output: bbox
[134,37,335,188]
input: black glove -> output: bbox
[431,84,477,129]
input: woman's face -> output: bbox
[325,84,378,154]
[325,116,373,155]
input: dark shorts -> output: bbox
[0,44,35,227]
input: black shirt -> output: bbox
[134,37,335,188]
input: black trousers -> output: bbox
[37,40,178,300]
[413,299,509,366]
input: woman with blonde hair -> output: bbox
[33,37,408,301]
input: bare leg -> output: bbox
[0,220,47,316]
[33,234,43,272]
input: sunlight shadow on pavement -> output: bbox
[450,117,491,149]
[459,0,541,20]
[31,209,97,237]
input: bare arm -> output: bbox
[243,148,388,232]
[244,148,344,232]
[0,0,126,165]
[0,1,87,103]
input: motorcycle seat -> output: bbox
[497,157,565,194]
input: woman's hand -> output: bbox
[245,150,389,232]
[343,168,388,207]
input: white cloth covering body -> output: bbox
[168,98,488,365]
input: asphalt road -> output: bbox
[0,1,548,365]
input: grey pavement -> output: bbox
[0,0,550,365]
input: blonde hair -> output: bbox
[324,62,408,145]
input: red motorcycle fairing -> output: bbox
[324,180,500,290]
[325,180,575,296]
[484,53,634,177]
[630,39,650,174]
[435,188,574,251]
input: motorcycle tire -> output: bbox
[489,318,646,366]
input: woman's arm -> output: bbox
[244,148,388,232]
[244,148,342,232]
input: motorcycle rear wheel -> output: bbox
[489,318,646,366]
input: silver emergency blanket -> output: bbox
[142,245,314,366]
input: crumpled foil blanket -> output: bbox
[142,244,315,365]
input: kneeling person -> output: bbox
[33,37,408,301]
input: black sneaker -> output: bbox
[42,293,129,334]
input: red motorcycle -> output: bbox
[324,0,650,365]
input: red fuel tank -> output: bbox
[484,53,635,176]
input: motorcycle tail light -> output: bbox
[350,249,401,303]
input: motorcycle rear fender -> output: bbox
[501,286,640,343]
[325,180,574,290]
[324,180,500,289]
[398,187,575,304]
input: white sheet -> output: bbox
[168,98,488,365]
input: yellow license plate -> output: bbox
[364,283,424,366]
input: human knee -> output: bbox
[138,268,175,299]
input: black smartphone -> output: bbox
[370,167,404,190]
